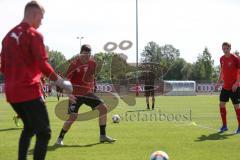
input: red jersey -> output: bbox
[66,57,96,96]
[220,54,240,90]
[0,23,55,103]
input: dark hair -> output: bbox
[24,1,45,14]
[222,42,231,48]
[80,44,91,53]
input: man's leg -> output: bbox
[57,99,80,145]
[151,87,155,110]
[96,103,116,143]
[152,95,155,110]
[219,89,229,133]
[219,101,227,131]
[23,98,51,160]
[85,93,116,143]
[56,87,59,101]
[146,96,150,110]
[11,103,34,160]
[233,104,240,133]
[231,88,240,133]
[97,104,107,135]
[57,113,78,145]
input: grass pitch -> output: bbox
[0,95,239,160]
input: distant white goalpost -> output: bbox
[164,80,196,96]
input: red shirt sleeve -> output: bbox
[39,61,57,80]
[220,56,223,68]
[31,32,57,81]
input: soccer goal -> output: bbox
[164,80,196,96]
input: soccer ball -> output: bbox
[112,114,121,123]
[150,151,169,160]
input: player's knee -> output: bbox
[98,104,107,114]
[68,114,78,122]
[219,103,226,108]
[36,128,51,141]
[22,128,34,137]
[234,104,240,109]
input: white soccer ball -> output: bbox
[150,151,169,160]
[112,114,121,123]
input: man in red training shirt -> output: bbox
[0,1,72,160]
[217,42,240,134]
[56,44,116,145]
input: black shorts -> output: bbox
[220,88,240,104]
[144,85,155,97]
[68,93,103,114]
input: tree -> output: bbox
[140,41,180,80]
[46,46,67,74]
[94,52,113,82]
[94,52,104,76]
[234,50,240,57]
[181,62,193,80]
[212,65,220,83]
[111,54,134,81]
[164,58,190,80]
[191,47,214,82]
[94,52,134,83]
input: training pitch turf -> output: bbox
[0,95,239,160]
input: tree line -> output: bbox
[46,41,221,83]
[0,42,222,83]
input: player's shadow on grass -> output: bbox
[126,109,153,113]
[28,142,106,155]
[49,142,103,150]
[0,128,22,132]
[195,132,235,141]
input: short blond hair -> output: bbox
[24,1,45,15]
